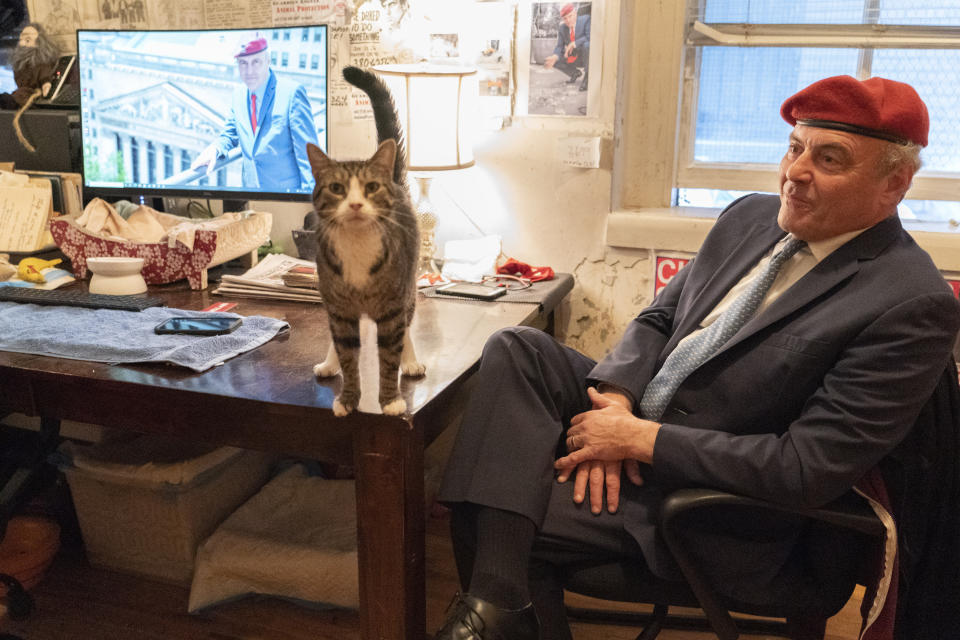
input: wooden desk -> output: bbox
[0,277,571,639]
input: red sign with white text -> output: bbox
[655,256,691,296]
[946,279,960,299]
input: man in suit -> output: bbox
[191,35,318,192]
[432,76,960,640]
[543,3,589,92]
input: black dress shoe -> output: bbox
[434,592,540,640]
[565,68,583,84]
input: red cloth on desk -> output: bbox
[497,258,554,282]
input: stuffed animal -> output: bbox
[0,23,60,110]
[16,257,62,284]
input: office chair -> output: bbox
[564,362,960,640]
[564,488,884,640]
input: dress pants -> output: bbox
[552,46,589,83]
[438,327,669,637]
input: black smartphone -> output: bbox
[435,282,507,301]
[154,316,242,336]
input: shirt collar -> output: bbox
[806,228,867,262]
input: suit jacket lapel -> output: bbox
[666,218,785,356]
[252,72,277,149]
[715,215,903,357]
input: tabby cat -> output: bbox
[306,66,424,417]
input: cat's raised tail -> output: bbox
[342,66,406,185]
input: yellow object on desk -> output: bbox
[16,257,61,283]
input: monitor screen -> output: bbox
[77,26,327,202]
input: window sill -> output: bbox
[607,208,960,272]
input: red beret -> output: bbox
[235,36,268,58]
[780,75,928,147]
[560,3,575,17]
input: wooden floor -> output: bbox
[2,512,865,640]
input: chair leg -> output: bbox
[634,603,668,640]
[786,615,827,640]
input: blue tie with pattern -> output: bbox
[638,235,806,420]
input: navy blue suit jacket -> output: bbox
[554,14,590,57]
[589,194,960,579]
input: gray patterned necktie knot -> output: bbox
[638,235,806,420]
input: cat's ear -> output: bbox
[370,139,397,176]
[307,143,333,173]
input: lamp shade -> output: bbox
[374,63,477,171]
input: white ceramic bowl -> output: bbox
[87,257,147,295]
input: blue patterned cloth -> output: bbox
[638,235,806,420]
[0,302,289,372]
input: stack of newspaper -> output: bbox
[213,253,322,303]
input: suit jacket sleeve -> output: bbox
[576,16,591,49]
[652,289,960,508]
[287,84,318,189]
[587,259,689,405]
[553,25,569,57]
[215,96,241,158]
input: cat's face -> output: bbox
[307,141,397,228]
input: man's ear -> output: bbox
[883,164,915,206]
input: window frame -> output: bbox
[678,19,960,202]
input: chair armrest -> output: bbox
[657,487,886,639]
[661,488,886,538]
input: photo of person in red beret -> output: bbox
[431,75,960,640]
[191,33,319,192]
[542,2,589,92]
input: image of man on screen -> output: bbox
[191,35,318,192]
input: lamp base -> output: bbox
[414,175,440,275]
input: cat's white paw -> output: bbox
[333,399,354,417]
[381,398,407,415]
[400,361,426,377]
[314,361,340,377]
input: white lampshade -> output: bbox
[375,63,477,171]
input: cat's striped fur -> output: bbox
[306,66,424,417]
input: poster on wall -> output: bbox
[271,0,347,27]
[520,0,600,118]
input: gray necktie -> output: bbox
[638,235,806,420]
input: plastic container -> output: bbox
[57,434,274,584]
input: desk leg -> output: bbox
[354,417,426,640]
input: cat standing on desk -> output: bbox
[306,66,425,417]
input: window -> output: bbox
[281,52,289,67]
[311,54,319,70]
[677,0,960,223]
[299,53,307,69]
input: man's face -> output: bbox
[19,26,38,48]
[237,50,269,91]
[562,11,577,29]
[777,125,908,242]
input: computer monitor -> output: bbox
[76,26,328,203]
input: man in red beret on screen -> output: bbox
[191,33,318,192]
[432,75,960,639]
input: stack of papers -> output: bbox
[213,253,322,303]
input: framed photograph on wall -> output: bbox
[520,1,600,117]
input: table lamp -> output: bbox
[375,63,477,274]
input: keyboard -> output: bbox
[0,286,166,311]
